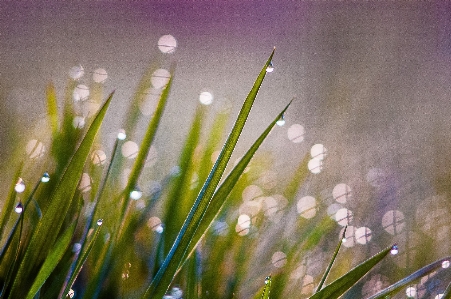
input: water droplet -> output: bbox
[265,276,271,284]
[442,260,450,269]
[67,289,75,298]
[72,242,82,253]
[266,61,274,73]
[390,245,399,255]
[97,219,103,226]
[199,91,213,105]
[15,202,23,214]
[170,287,183,299]
[41,172,50,183]
[155,224,164,233]
[117,129,127,140]
[130,188,143,200]
[342,237,347,242]
[276,114,285,126]
[15,178,25,193]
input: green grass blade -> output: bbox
[261,276,272,299]
[0,165,21,241]
[46,83,59,138]
[24,222,76,299]
[442,280,451,299]
[60,222,103,298]
[366,256,451,299]
[142,49,275,298]
[316,226,347,292]
[118,75,173,228]
[181,101,292,268]
[309,245,393,299]
[9,92,114,298]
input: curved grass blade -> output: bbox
[46,83,59,138]
[366,256,451,299]
[0,165,21,241]
[316,226,347,292]
[142,49,275,298]
[261,276,272,299]
[9,91,114,298]
[181,100,292,268]
[309,245,393,299]
[24,222,76,299]
[442,280,451,299]
[59,222,103,299]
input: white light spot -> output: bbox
[287,124,304,143]
[271,251,287,268]
[199,91,213,105]
[170,287,183,299]
[130,188,143,200]
[237,214,251,229]
[68,289,75,299]
[14,203,23,214]
[158,34,177,54]
[335,208,353,226]
[276,115,285,126]
[297,196,317,219]
[92,68,108,83]
[311,144,327,160]
[78,173,92,193]
[435,294,444,299]
[15,178,25,193]
[442,260,450,269]
[72,243,82,253]
[406,286,417,298]
[266,61,274,73]
[73,84,89,101]
[151,69,171,89]
[117,129,127,140]
[69,65,84,80]
[91,150,107,165]
[391,245,399,255]
[41,172,50,183]
[26,139,46,159]
[308,158,323,174]
[73,116,85,129]
[355,226,372,244]
[121,141,139,159]
[332,183,352,204]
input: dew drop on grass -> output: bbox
[67,289,75,298]
[97,219,103,226]
[15,178,25,193]
[276,114,285,126]
[14,202,23,214]
[41,172,50,183]
[130,188,143,200]
[72,243,82,253]
[390,245,399,255]
[266,61,274,73]
[117,129,127,140]
[170,287,183,299]
[265,276,271,284]
[442,260,450,269]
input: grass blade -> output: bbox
[261,276,272,299]
[46,83,59,138]
[181,100,292,268]
[0,165,21,241]
[366,256,451,299]
[9,91,114,298]
[142,49,275,298]
[24,222,76,299]
[442,280,451,299]
[59,222,103,298]
[309,245,393,299]
[316,226,347,292]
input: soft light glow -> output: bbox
[332,183,352,204]
[341,226,355,248]
[157,34,177,53]
[242,185,263,202]
[311,144,327,160]
[199,91,213,105]
[151,69,171,89]
[91,150,107,165]
[15,178,25,193]
[92,68,108,83]
[237,214,251,229]
[442,260,450,269]
[308,158,323,174]
[335,208,353,226]
[26,139,45,159]
[406,286,417,298]
[73,116,85,129]
[296,196,317,219]
[121,141,139,159]
[170,287,183,299]
[271,251,287,268]
[355,226,372,244]
[435,294,444,299]
[130,188,143,200]
[78,173,92,193]
[69,65,84,80]
[72,243,82,253]
[139,88,160,116]
[382,210,405,235]
[73,84,89,101]
[117,129,127,140]
[287,124,304,143]
[258,170,278,190]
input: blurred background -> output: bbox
[1,1,451,297]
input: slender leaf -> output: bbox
[9,91,114,298]
[181,100,292,268]
[142,49,275,298]
[261,276,272,299]
[24,222,76,299]
[316,226,347,292]
[46,83,59,138]
[309,245,393,299]
[60,222,103,298]
[0,165,21,241]
[442,280,451,299]
[366,256,451,299]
